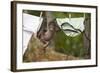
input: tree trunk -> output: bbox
[45,11,55,24]
[83,16,91,59]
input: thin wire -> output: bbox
[69,13,74,37]
[69,13,71,22]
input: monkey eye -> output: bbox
[43,29,47,32]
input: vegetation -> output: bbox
[54,30,87,58]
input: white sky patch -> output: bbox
[56,17,85,37]
[23,13,43,54]
[23,13,43,33]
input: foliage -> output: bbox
[54,30,87,58]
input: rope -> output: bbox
[68,13,74,36]
[36,12,43,34]
[69,13,71,21]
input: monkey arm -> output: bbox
[43,41,50,49]
[42,41,50,53]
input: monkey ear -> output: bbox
[55,25,61,32]
[54,20,61,32]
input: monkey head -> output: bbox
[48,21,60,32]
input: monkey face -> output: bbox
[48,20,61,32]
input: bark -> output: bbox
[45,11,55,24]
[83,16,91,58]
